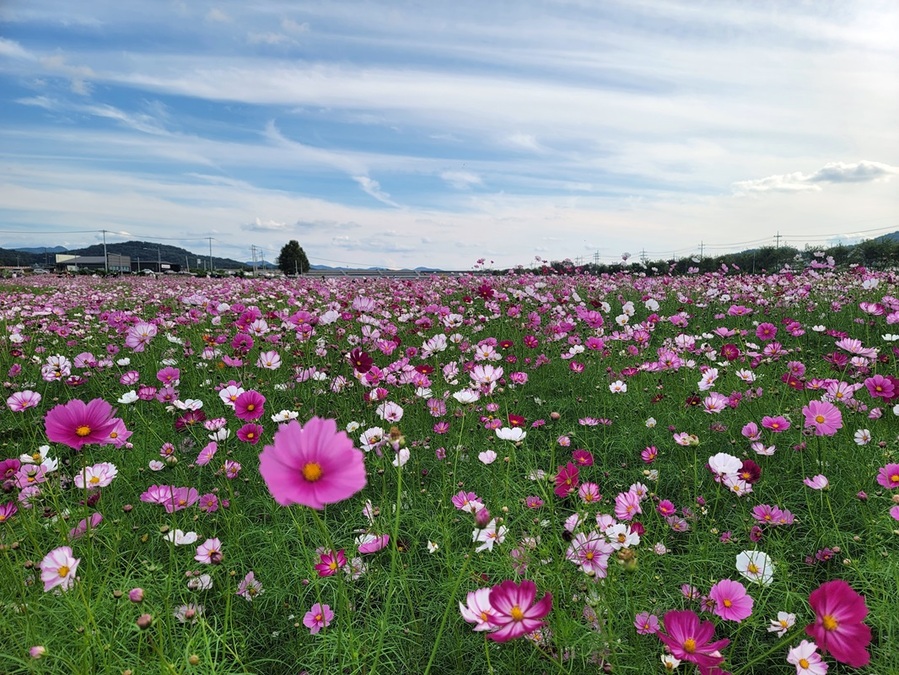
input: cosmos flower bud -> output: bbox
[129,588,145,603]
[136,613,153,630]
[474,507,492,529]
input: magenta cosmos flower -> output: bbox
[802,400,842,436]
[656,610,729,671]
[486,579,552,642]
[805,579,871,668]
[258,417,367,510]
[44,398,118,450]
[233,390,265,421]
[303,603,334,634]
[876,463,899,489]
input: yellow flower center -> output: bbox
[683,638,696,653]
[315,613,322,622]
[585,551,594,560]
[302,463,323,482]
[32,453,42,461]
[799,658,810,669]
[815,415,825,424]
[328,561,338,571]
[89,476,100,484]
[58,565,70,577]
[480,611,489,622]
[510,605,524,621]
[723,599,732,608]
[75,425,91,437]
[247,404,255,411]
[747,563,759,574]
[822,614,838,631]
[0,515,6,522]
[891,475,899,484]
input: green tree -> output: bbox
[277,240,310,276]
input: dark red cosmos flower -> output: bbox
[739,459,761,484]
[507,414,526,428]
[348,348,373,374]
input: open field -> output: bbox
[1,268,897,674]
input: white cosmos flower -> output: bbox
[164,529,198,545]
[118,390,139,404]
[452,389,481,404]
[495,427,526,442]
[736,550,775,586]
[391,448,411,467]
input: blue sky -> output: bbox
[1,1,897,269]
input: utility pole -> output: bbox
[207,237,214,274]
[699,241,704,260]
[185,255,190,273]
[775,232,781,249]
[593,250,600,265]
[157,245,162,273]
[102,229,108,272]
[251,245,258,276]
[640,249,647,264]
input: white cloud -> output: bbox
[0,37,32,60]
[205,8,231,23]
[440,171,482,189]
[353,176,400,207]
[243,217,288,232]
[733,161,899,194]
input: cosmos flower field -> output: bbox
[1,266,898,674]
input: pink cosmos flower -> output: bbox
[709,579,754,622]
[236,571,264,601]
[236,423,264,444]
[614,490,642,521]
[805,579,871,668]
[69,512,103,539]
[233,390,265,421]
[40,545,80,592]
[566,531,613,577]
[803,475,829,490]
[486,579,552,642]
[876,463,899,489]
[196,442,218,466]
[459,588,498,631]
[554,462,579,498]
[761,415,791,433]
[802,400,842,436]
[314,549,347,577]
[864,374,896,400]
[195,537,224,565]
[656,610,729,671]
[787,640,828,675]
[73,462,118,489]
[357,533,390,554]
[0,502,18,524]
[451,491,484,514]
[6,390,42,412]
[634,611,659,635]
[303,603,334,634]
[44,398,119,450]
[258,417,367,510]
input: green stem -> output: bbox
[423,553,472,675]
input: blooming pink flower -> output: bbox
[0,502,18,524]
[196,442,218,466]
[566,531,613,577]
[451,491,484,514]
[303,603,334,634]
[554,462,579,498]
[258,417,367,510]
[876,463,899,489]
[709,579,754,622]
[6,390,42,412]
[40,545,80,592]
[486,579,552,642]
[195,537,224,565]
[802,400,842,436]
[314,549,347,577]
[864,374,896,400]
[656,610,729,671]
[805,579,871,668]
[236,571,264,601]
[73,462,118,489]
[44,398,119,450]
[236,423,264,444]
[234,390,265,421]
[68,512,103,540]
[787,640,828,675]
[357,533,390,554]
[761,415,791,433]
[803,475,829,490]
[459,588,498,632]
[634,611,659,635]
[614,490,642,521]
